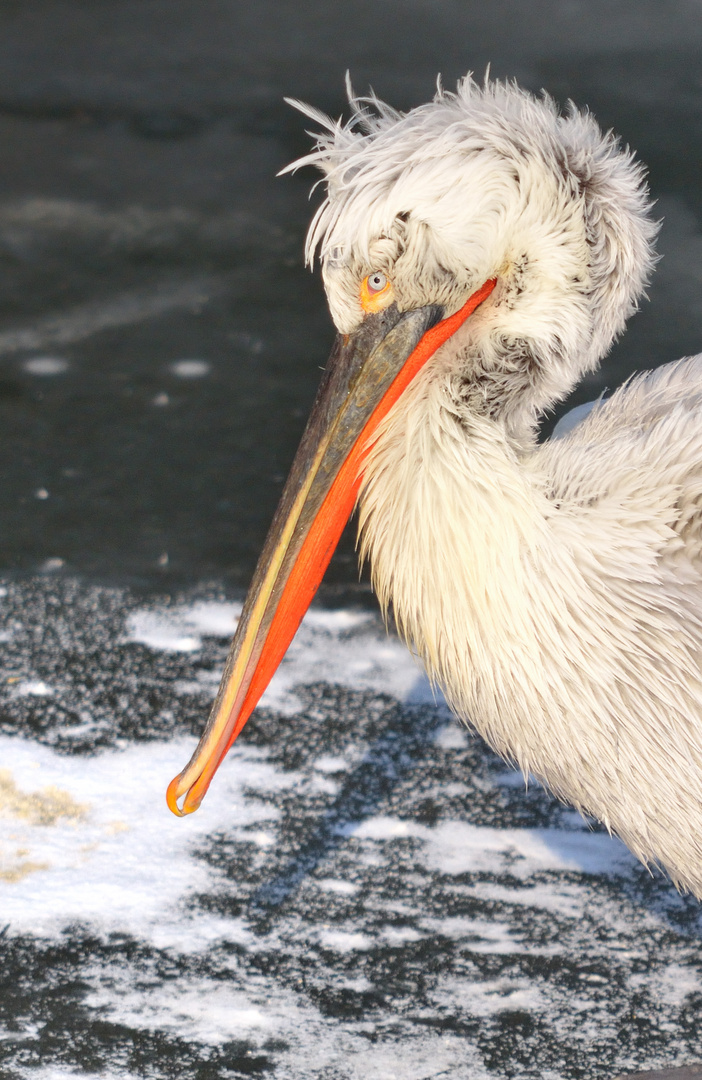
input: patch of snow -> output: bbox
[421,915,527,955]
[125,599,438,708]
[350,816,420,840]
[125,611,202,652]
[380,925,424,946]
[13,680,54,697]
[23,356,70,376]
[432,975,546,1017]
[242,829,276,848]
[426,820,635,878]
[85,975,273,1044]
[433,723,470,750]
[469,881,586,920]
[313,755,348,774]
[347,815,635,879]
[629,963,702,1007]
[125,601,241,652]
[169,359,210,378]
[184,600,240,636]
[316,878,359,896]
[21,1070,140,1080]
[318,929,373,952]
[86,953,492,1079]
[0,735,295,941]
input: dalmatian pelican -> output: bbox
[167,75,702,898]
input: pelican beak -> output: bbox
[167,277,497,816]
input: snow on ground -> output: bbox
[0,734,290,941]
[0,580,702,1079]
[125,598,438,711]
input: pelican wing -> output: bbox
[542,353,702,564]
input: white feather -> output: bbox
[290,77,702,895]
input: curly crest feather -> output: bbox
[283,75,657,440]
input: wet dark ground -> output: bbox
[2,2,702,1077]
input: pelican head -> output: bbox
[167,77,677,889]
[299,76,656,441]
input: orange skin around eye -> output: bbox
[360,274,395,313]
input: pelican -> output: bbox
[167,75,702,898]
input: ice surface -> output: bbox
[1,581,702,1079]
[0,734,293,940]
[124,600,242,653]
[125,597,439,712]
[348,814,635,878]
[23,1072,142,1080]
[0,743,631,942]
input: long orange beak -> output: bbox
[167,278,497,815]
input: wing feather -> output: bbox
[541,354,702,562]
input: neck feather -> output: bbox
[357,375,702,897]
[358,372,549,707]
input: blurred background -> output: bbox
[1,0,701,593]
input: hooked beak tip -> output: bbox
[166,773,201,817]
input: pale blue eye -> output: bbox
[367,272,387,293]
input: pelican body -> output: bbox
[168,77,702,897]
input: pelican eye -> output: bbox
[367,272,387,293]
[360,271,394,314]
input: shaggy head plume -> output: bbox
[283,75,658,436]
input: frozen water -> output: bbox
[0,734,292,939]
[125,597,438,712]
[0,578,701,1078]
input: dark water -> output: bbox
[2,2,702,1077]
[0,0,700,586]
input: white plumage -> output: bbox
[285,76,702,896]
